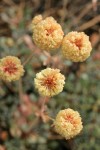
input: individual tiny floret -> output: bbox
[34,68,65,97]
[62,31,92,62]
[0,56,24,82]
[32,16,64,51]
[54,108,83,140]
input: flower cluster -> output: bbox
[32,15,93,140]
[54,108,83,139]
[0,56,24,82]
[32,15,92,62]
[0,15,92,141]
[34,68,65,97]
[32,15,64,51]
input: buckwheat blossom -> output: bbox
[54,108,83,140]
[34,68,65,97]
[32,16,64,51]
[62,31,92,62]
[0,56,24,82]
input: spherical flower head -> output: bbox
[32,16,64,51]
[34,68,65,97]
[62,31,92,62]
[0,56,24,82]
[54,108,83,140]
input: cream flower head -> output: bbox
[54,108,83,140]
[34,68,65,97]
[32,16,64,51]
[0,56,24,82]
[62,31,92,62]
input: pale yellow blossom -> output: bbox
[0,56,24,82]
[62,31,92,62]
[34,68,65,97]
[54,108,83,139]
[32,16,64,51]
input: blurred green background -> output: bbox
[0,0,100,150]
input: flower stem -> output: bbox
[23,51,34,66]
[18,78,23,102]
